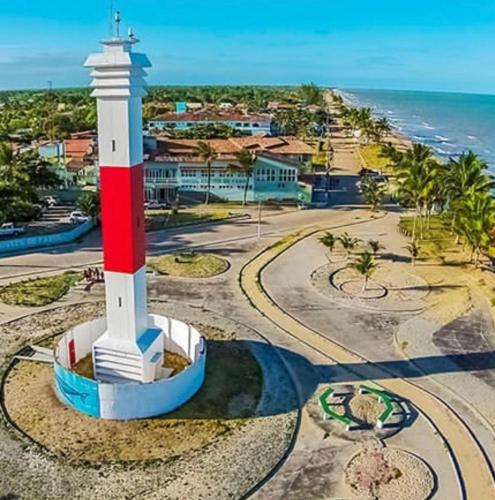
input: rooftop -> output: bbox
[150,111,272,123]
[151,136,314,163]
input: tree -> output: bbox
[405,241,420,266]
[228,148,256,205]
[368,239,384,256]
[361,176,386,211]
[0,143,59,222]
[299,83,323,106]
[386,143,438,241]
[76,191,101,218]
[456,193,495,267]
[373,117,391,143]
[195,141,217,205]
[338,232,361,259]
[350,252,378,292]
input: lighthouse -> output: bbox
[84,24,164,383]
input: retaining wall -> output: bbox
[0,219,94,254]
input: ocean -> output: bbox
[340,88,495,170]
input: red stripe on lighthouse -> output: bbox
[100,164,145,274]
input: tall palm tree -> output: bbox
[228,148,256,205]
[443,151,495,241]
[373,117,391,143]
[338,232,361,259]
[361,176,386,211]
[394,144,438,241]
[350,252,378,292]
[195,141,217,205]
[457,193,495,267]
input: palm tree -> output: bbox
[443,151,495,241]
[228,148,256,205]
[350,252,378,292]
[368,239,384,256]
[76,191,101,218]
[361,176,386,211]
[338,232,361,259]
[195,141,217,205]
[456,193,495,267]
[405,241,420,266]
[393,144,438,241]
[373,117,391,142]
[319,232,337,260]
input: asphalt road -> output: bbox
[0,208,346,282]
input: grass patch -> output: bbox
[359,144,393,172]
[4,332,263,462]
[0,271,81,307]
[399,216,456,259]
[149,252,229,278]
[145,209,233,231]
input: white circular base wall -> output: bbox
[53,314,207,419]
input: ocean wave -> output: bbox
[434,135,450,142]
[422,121,435,130]
[467,135,478,140]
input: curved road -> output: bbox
[240,226,495,500]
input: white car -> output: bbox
[0,223,26,237]
[145,200,168,210]
[69,211,90,224]
[42,196,58,207]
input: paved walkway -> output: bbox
[240,226,495,500]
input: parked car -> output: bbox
[69,211,90,224]
[0,223,26,237]
[42,195,58,207]
[145,200,169,210]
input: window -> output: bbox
[253,123,259,128]
[112,140,116,152]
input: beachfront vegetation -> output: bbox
[0,271,81,307]
[383,144,495,266]
[333,95,391,144]
[359,144,393,172]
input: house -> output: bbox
[63,134,98,185]
[148,111,274,135]
[143,136,314,203]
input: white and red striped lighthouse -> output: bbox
[85,28,164,383]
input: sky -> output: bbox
[0,0,494,94]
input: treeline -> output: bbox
[381,143,494,266]
[0,84,328,143]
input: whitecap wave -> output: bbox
[434,135,450,142]
[422,121,435,130]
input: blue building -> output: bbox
[144,137,314,203]
[148,111,274,136]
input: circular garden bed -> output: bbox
[149,252,229,278]
[345,446,435,499]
